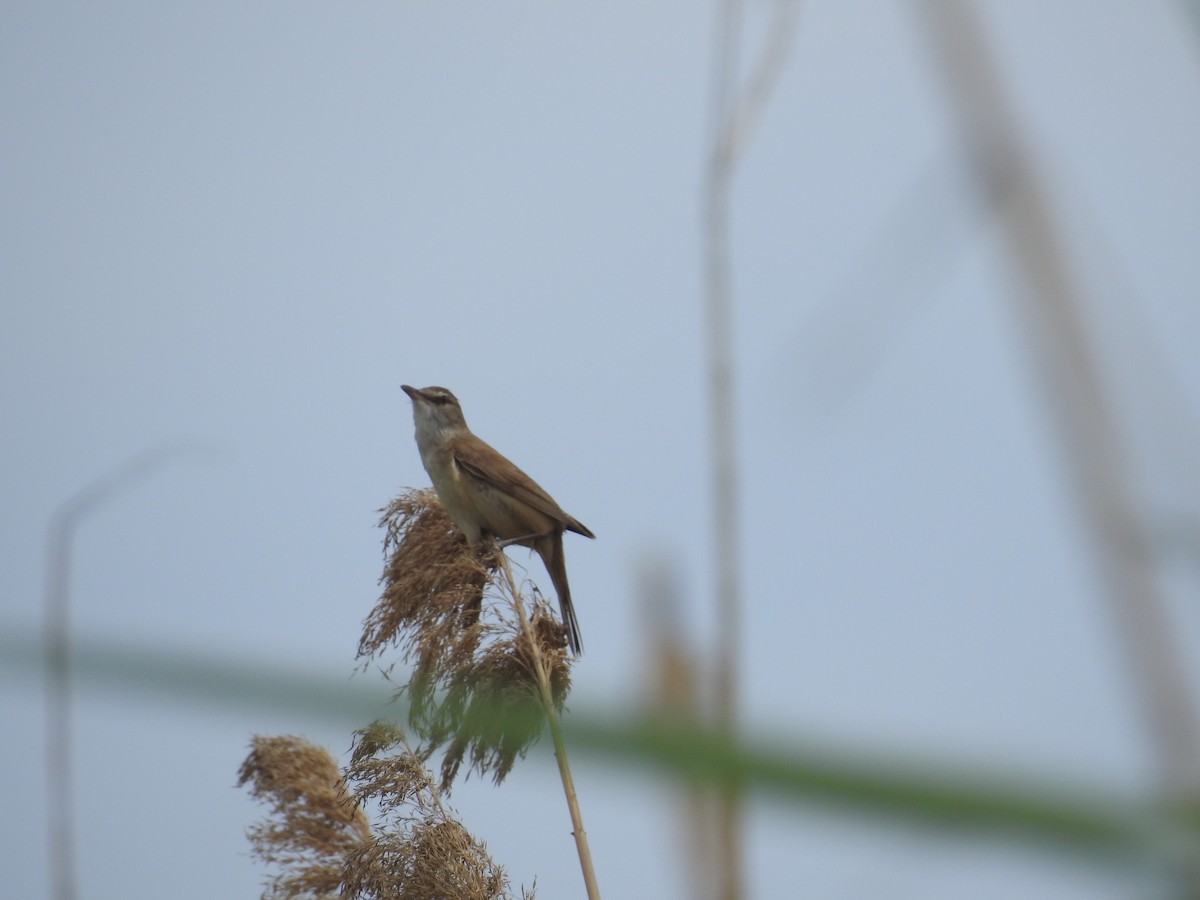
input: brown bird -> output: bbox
[401,384,594,655]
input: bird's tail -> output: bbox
[540,533,583,656]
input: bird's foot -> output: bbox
[496,530,554,549]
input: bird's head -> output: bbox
[402,384,469,438]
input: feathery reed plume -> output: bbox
[360,489,494,678]
[239,490,569,898]
[364,488,598,896]
[239,728,532,900]
[361,489,572,790]
[237,735,372,899]
[340,721,531,900]
[434,604,570,788]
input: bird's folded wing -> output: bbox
[454,440,572,525]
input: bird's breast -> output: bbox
[418,444,482,542]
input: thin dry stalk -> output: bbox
[496,556,602,900]
[237,735,373,900]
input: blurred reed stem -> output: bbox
[498,556,602,900]
[912,0,1200,801]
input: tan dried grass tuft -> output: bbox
[360,489,495,677]
[340,721,526,900]
[239,489,574,899]
[361,489,572,789]
[237,735,372,900]
[436,606,571,788]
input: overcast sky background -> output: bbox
[4,1,1200,897]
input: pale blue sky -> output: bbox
[3,2,1200,897]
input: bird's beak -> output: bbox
[401,384,421,402]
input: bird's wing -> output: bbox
[453,436,593,537]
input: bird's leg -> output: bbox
[497,530,555,549]
[472,534,504,570]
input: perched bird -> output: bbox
[401,384,594,655]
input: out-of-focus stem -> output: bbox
[43,443,200,900]
[912,0,1200,796]
[499,558,601,900]
[705,3,800,898]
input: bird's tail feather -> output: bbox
[540,534,583,656]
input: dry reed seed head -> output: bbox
[360,489,574,791]
[240,730,530,899]
[238,735,366,831]
[238,735,373,900]
[348,720,407,768]
[432,603,573,790]
[528,608,572,701]
[342,823,518,900]
[359,489,500,672]
[339,725,528,900]
[345,722,447,819]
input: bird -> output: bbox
[401,384,594,655]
